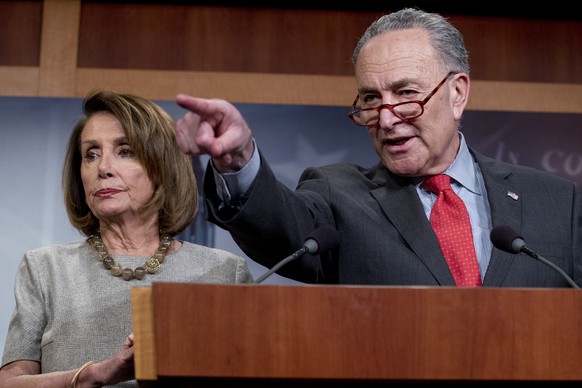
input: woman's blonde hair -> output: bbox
[62,90,198,237]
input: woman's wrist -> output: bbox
[70,360,97,388]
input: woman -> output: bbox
[0,90,254,387]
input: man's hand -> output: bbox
[175,94,254,173]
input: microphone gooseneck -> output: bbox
[490,225,580,289]
[255,226,340,284]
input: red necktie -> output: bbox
[422,174,482,287]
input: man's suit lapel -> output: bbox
[370,167,457,286]
[369,151,527,287]
[473,151,524,286]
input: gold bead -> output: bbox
[145,257,160,274]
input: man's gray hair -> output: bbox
[352,8,470,75]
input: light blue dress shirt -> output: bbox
[416,133,493,280]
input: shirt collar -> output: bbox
[442,132,480,195]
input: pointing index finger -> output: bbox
[176,94,225,120]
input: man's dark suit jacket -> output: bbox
[204,147,582,287]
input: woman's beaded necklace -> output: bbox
[88,233,171,281]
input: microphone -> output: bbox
[255,225,340,284]
[490,225,580,289]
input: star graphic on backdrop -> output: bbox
[271,135,349,188]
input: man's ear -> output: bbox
[451,73,470,120]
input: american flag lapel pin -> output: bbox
[507,190,519,201]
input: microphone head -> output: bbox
[304,225,340,254]
[490,225,526,254]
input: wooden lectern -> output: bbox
[131,283,582,386]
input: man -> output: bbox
[174,8,582,287]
